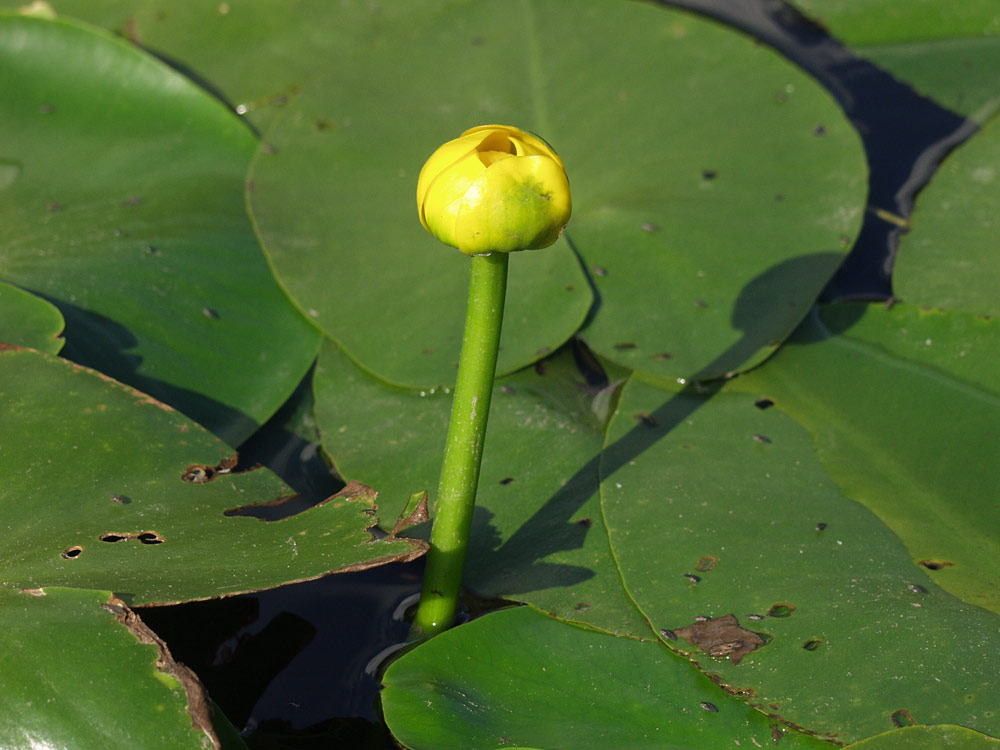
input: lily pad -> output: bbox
[0,281,63,353]
[247,0,865,387]
[381,605,830,750]
[893,114,1000,316]
[0,13,320,443]
[49,0,423,131]
[601,375,1000,741]
[790,0,1000,121]
[732,303,1000,613]
[313,340,649,637]
[0,347,424,605]
[0,586,217,749]
[844,725,1000,749]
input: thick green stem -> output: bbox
[413,251,509,636]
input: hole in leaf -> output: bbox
[137,532,164,545]
[683,573,701,583]
[613,342,637,351]
[574,601,590,612]
[575,518,591,528]
[766,603,795,618]
[891,709,915,728]
[99,534,128,543]
[802,638,823,651]
[499,477,514,486]
[61,545,83,559]
[918,559,953,571]
[815,522,827,531]
[754,398,774,410]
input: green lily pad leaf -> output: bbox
[0,13,320,443]
[0,281,63,353]
[0,348,425,605]
[0,586,216,749]
[381,605,830,750]
[790,0,1000,121]
[313,340,649,637]
[894,115,1000,317]
[733,303,1000,613]
[247,0,865,387]
[48,0,405,132]
[602,375,1000,742]
[844,725,1000,749]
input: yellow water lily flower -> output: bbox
[417,124,571,255]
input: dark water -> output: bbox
[139,1,970,746]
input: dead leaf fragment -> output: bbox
[673,613,765,665]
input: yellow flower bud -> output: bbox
[417,124,571,255]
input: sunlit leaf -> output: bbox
[0,587,219,749]
[602,373,1000,741]
[0,14,320,443]
[790,0,1000,121]
[0,281,63,353]
[313,341,648,636]
[0,348,424,605]
[382,606,830,750]
[247,0,865,386]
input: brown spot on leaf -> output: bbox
[181,454,240,484]
[634,412,658,428]
[695,555,717,572]
[673,614,765,665]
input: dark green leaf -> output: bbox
[790,0,1000,120]
[0,14,320,443]
[0,586,214,749]
[313,341,648,636]
[0,348,424,605]
[894,116,1000,316]
[381,606,831,750]
[247,0,865,386]
[0,281,64,353]
[602,373,1000,741]
[733,303,1000,613]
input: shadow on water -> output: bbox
[474,253,855,595]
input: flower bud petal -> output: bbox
[417,124,571,254]
[455,154,571,254]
